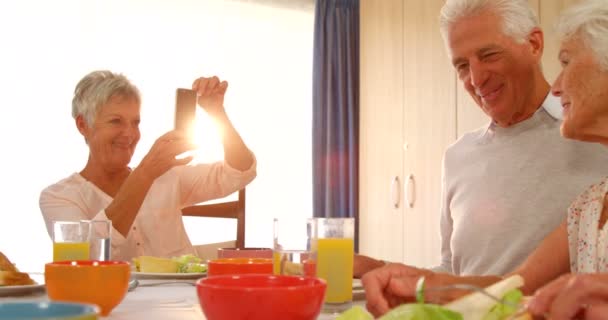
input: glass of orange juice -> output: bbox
[312,217,354,313]
[52,221,90,262]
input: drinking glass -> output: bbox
[89,220,112,261]
[52,221,90,262]
[272,218,316,277]
[312,217,355,313]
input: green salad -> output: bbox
[132,254,207,273]
[336,275,525,320]
[336,290,522,320]
[174,254,207,273]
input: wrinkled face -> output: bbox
[552,36,608,141]
[447,11,542,127]
[78,95,141,170]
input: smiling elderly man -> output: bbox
[355,0,608,281]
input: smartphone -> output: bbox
[174,88,197,134]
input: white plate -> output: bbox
[0,283,45,297]
[0,273,45,297]
[132,272,206,280]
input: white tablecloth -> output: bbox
[1,279,366,320]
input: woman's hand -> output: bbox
[192,76,228,116]
[190,75,253,171]
[137,130,196,181]
[528,273,608,320]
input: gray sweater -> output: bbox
[434,94,608,276]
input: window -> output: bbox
[0,0,313,270]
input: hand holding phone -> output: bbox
[174,88,197,135]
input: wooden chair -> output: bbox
[182,189,246,260]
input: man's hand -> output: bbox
[354,254,386,278]
[361,263,433,317]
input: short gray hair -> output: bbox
[72,70,141,125]
[555,0,608,71]
[439,0,539,43]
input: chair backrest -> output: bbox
[182,189,246,248]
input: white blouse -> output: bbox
[40,158,256,262]
[567,176,608,273]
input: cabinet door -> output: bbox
[359,0,405,262]
[456,0,540,137]
[540,0,582,84]
[402,0,456,268]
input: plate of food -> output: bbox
[0,252,45,297]
[131,254,207,280]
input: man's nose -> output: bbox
[469,62,489,89]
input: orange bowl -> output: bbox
[45,261,130,316]
[197,274,326,320]
[207,258,273,277]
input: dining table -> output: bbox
[0,276,368,320]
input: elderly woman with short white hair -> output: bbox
[40,70,256,261]
[526,1,608,318]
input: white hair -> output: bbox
[555,0,608,71]
[439,0,539,43]
[72,70,141,126]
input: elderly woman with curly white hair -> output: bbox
[40,70,256,262]
[362,0,608,318]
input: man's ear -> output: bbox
[527,27,544,59]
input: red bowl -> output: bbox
[207,258,273,277]
[217,247,273,259]
[196,274,326,320]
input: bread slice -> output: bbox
[0,251,36,286]
[0,251,18,272]
[0,270,35,286]
[133,256,178,273]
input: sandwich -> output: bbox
[0,251,35,286]
[337,275,530,320]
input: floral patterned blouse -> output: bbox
[568,177,608,273]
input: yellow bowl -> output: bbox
[45,261,130,316]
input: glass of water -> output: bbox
[272,217,316,277]
[87,220,112,261]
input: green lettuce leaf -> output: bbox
[172,254,206,273]
[379,303,463,320]
[336,304,462,320]
[335,305,374,320]
[481,289,523,320]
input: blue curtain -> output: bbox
[312,0,359,225]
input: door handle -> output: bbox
[405,174,415,208]
[390,176,400,209]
